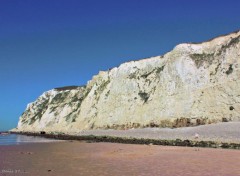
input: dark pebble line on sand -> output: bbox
[10,131,240,150]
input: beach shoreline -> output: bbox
[10,122,240,150]
[3,122,240,175]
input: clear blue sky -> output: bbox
[0,0,240,131]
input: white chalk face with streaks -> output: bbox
[14,31,240,133]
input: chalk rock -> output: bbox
[15,31,240,132]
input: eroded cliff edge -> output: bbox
[15,31,240,133]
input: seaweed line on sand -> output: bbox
[10,131,240,150]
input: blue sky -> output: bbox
[0,0,240,131]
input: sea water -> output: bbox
[0,134,60,145]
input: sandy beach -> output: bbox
[1,141,240,176]
[3,122,240,175]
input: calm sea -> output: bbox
[0,134,61,145]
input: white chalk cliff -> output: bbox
[15,31,240,133]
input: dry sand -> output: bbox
[1,141,240,176]
[75,122,240,143]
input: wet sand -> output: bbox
[1,141,240,176]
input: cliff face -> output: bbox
[16,31,240,132]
